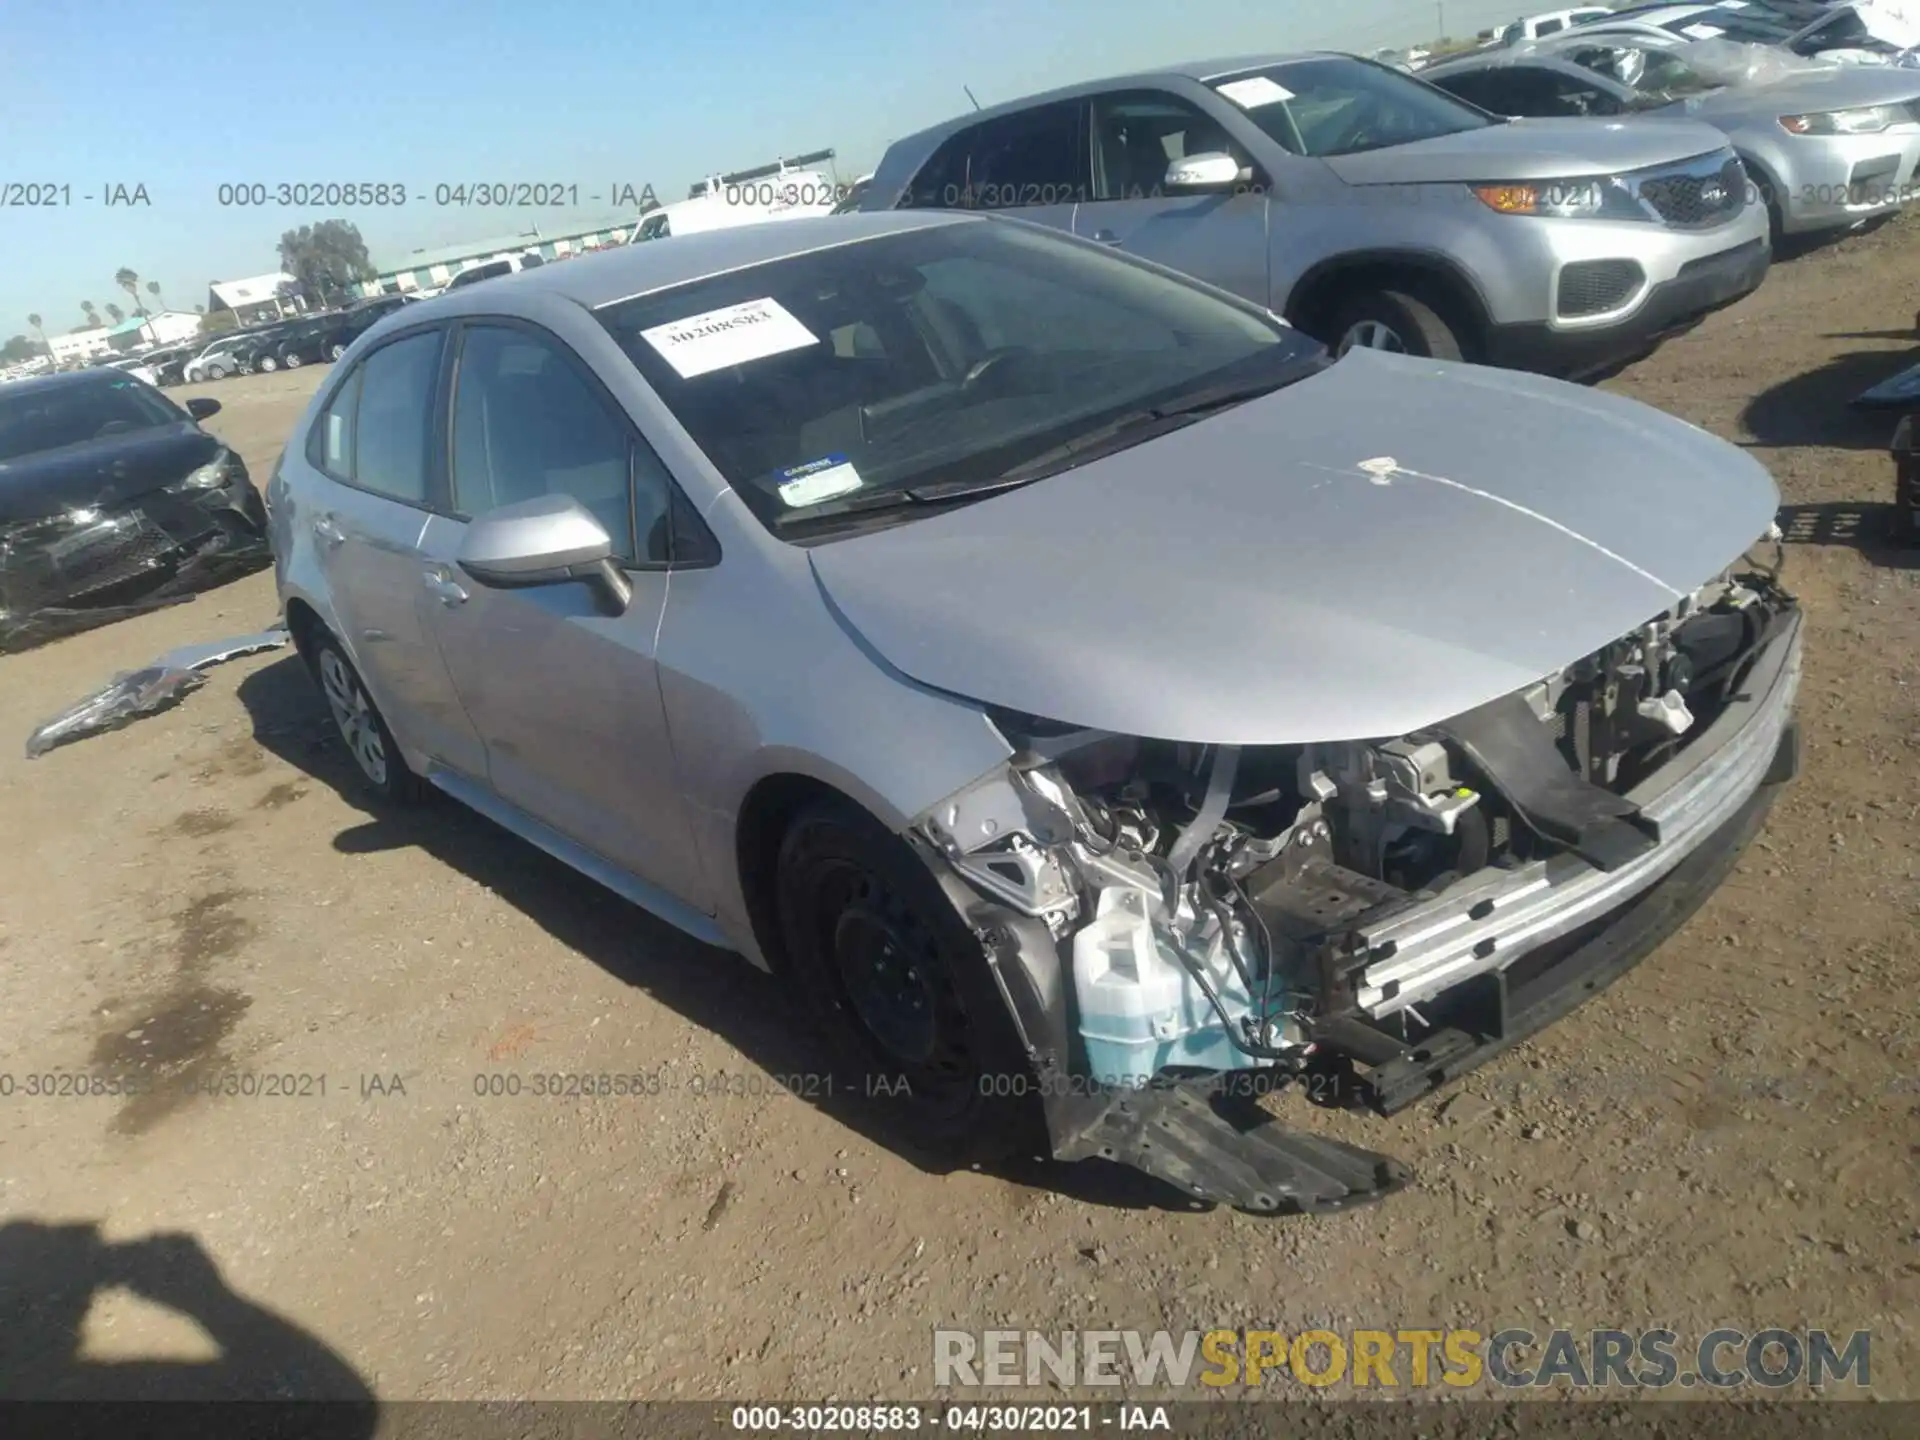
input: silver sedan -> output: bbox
[272,212,1801,1211]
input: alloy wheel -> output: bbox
[1337,320,1408,356]
[318,649,388,786]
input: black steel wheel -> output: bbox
[774,798,1041,1163]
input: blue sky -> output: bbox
[0,0,1531,339]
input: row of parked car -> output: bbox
[835,30,1919,375]
[176,293,420,382]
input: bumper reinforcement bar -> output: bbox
[1311,747,1791,1116]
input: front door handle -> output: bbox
[422,568,469,606]
[1090,228,1122,245]
[312,513,346,548]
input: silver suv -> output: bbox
[858,52,1772,376]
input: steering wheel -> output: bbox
[960,346,1026,393]
[1328,113,1378,153]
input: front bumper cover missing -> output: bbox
[955,615,1803,1215]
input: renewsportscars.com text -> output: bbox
[933,1327,1870,1391]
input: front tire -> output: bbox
[773,799,1041,1165]
[1328,289,1464,362]
[328,342,346,361]
[309,635,421,804]
[284,352,304,369]
[257,354,278,373]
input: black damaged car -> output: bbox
[0,369,272,652]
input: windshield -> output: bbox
[0,376,186,461]
[597,220,1322,537]
[1558,41,1721,100]
[1210,56,1494,157]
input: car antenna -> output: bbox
[963,84,982,111]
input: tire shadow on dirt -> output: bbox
[1741,346,1919,451]
[234,656,1210,1214]
[1776,501,1919,571]
[0,1219,376,1423]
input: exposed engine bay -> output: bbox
[916,560,1801,1121]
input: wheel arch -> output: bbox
[733,771,884,976]
[1283,250,1494,357]
[282,595,330,675]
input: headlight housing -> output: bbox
[1472,175,1647,220]
[1779,105,1906,136]
[178,454,233,491]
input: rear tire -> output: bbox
[328,342,346,361]
[257,355,278,373]
[1327,289,1464,362]
[307,634,422,804]
[773,798,1042,1166]
[285,352,304,369]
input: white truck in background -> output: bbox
[632,149,848,241]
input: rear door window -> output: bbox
[902,102,1090,211]
[321,331,444,504]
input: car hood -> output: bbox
[0,423,219,524]
[807,351,1781,746]
[1708,64,1920,111]
[1322,116,1732,184]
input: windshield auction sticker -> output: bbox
[775,454,863,507]
[1216,76,1294,108]
[641,296,819,379]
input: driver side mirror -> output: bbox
[1163,152,1252,193]
[185,397,221,420]
[456,494,634,617]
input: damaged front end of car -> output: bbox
[0,451,273,653]
[908,553,1804,1214]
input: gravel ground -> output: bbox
[1,218,1916,1406]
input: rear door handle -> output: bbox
[1090,228,1121,245]
[422,567,469,606]
[312,513,346,548]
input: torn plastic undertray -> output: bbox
[0,501,272,656]
[24,626,290,758]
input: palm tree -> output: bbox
[115,267,146,315]
[81,301,100,328]
[145,279,166,313]
[28,312,47,353]
[104,302,125,325]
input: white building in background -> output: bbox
[207,271,305,326]
[46,329,117,365]
[122,310,205,346]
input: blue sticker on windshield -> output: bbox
[775,453,863,507]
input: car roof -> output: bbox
[1424,48,1618,81]
[399,210,975,312]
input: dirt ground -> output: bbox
[2,220,1916,1408]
